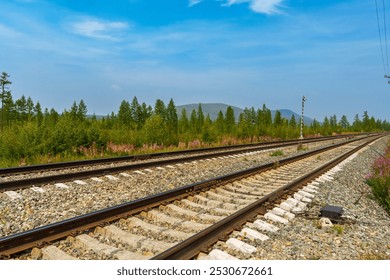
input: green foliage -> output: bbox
[118,100,133,128]
[365,142,390,215]
[366,177,390,214]
[332,224,344,235]
[0,70,390,167]
[140,115,166,145]
[270,150,284,157]
[225,106,235,134]
[165,99,179,145]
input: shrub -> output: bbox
[366,176,390,214]
[365,142,390,215]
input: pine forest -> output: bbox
[1,72,389,167]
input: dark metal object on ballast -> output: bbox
[320,204,343,222]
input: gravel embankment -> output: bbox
[1,136,389,260]
[252,136,390,260]
[0,139,344,237]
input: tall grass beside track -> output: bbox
[366,140,390,215]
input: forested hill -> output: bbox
[176,103,243,120]
[1,69,388,167]
[176,103,314,124]
[277,109,314,125]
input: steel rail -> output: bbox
[0,135,379,257]
[0,134,360,176]
[152,136,380,260]
[0,134,364,192]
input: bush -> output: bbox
[365,142,390,215]
[366,176,390,215]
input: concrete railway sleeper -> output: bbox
[0,135,382,260]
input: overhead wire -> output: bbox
[382,0,390,74]
[375,0,390,81]
[375,0,387,75]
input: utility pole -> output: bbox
[300,95,306,139]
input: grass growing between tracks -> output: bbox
[366,141,390,215]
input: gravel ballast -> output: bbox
[1,136,389,260]
[252,136,390,260]
[0,140,342,237]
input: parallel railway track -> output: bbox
[0,134,365,192]
[0,134,382,260]
[0,134,356,176]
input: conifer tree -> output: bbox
[77,99,87,121]
[154,99,166,120]
[215,110,225,134]
[353,114,362,132]
[339,115,349,131]
[273,110,282,127]
[34,102,43,125]
[118,100,133,128]
[190,109,198,135]
[289,114,297,128]
[15,95,28,122]
[166,98,178,145]
[225,106,235,134]
[178,108,189,134]
[0,72,12,130]
[131,96,142,129]
[197,104,204,133]
[26,97,34,122]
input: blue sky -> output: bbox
[0,0,389,122]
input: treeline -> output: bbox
[1,71,389,166]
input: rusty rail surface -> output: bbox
[152,137,379,260]
[0,134,381,257]
[0,134,365,192]
[0,134,361,177]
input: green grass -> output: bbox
[270,150,284,157]
[332,224,344,235]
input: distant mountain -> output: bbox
[274,109,314,125]
[176,103,314,124]
[88,103,314,125]
[176,103,243,120]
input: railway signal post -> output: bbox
[300,95,306,140]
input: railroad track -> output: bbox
[0,134,358,176]
[0,134,365,192]
[0,134,381,260]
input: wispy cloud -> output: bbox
[111,84,122,91]
[189,0,285,14]
[69,18,129,40]
[225,0,284,14]
[188,0,202,7]
[249,0,284,14]
[0,23,23,38]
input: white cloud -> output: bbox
[224,0,248,6]
[188,0,202,7]
[249,0,284,14]
[0,23,23,38]
[70,18,129,40]
[111,84,122,91]
[197,0,285,14]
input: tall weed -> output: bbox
[366,142,390,215]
